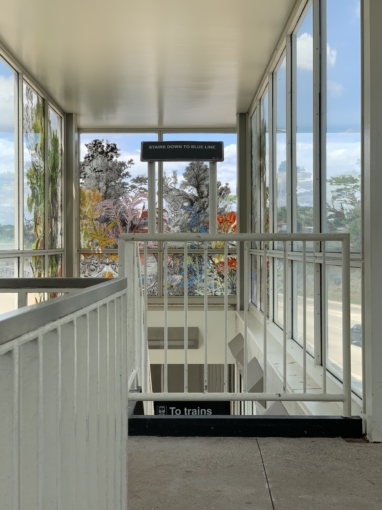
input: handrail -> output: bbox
[119,232,352,417]
[0,277,127,345]
[120,232,350,242]
[0,277,108,290]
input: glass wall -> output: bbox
[0,52,64,315]
[79,133,157,279]
[23,83,45,250]
[0,56,17,251]
[275,54,287,236]
[48,107,62,251]
[260,91,269,233]
[325,0,361,253]
[250,0,362,396]
[79,132,237,299]
[293,6,314,236]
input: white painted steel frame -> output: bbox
[0,43,65,277]
[0,279,128,510]
[76,128,235,298]
[247,0,363,402]
[120,232,352,417]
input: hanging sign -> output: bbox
[141,141,224,162]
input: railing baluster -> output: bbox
[224,240,228,393]
[204,240,208,393]
[322,241,327,394]
[86,314,90,509]
[164,242,168,394]
[38,333,43,510]
[14,347,20,510]
[144,242,148,395]
[263,246,267,393]
[342,235,352,417]
[244,241,249,393]
[303,241,307,393]
[184,242,188,393]
[283,242,287,391]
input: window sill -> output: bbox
[235,308,363,418]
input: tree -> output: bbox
[24,85,45,250]
[80,139,148,200]
[163,161,231,233]
[327,173,361,251]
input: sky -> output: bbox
[1,0,361,226]
[80,132,238,197]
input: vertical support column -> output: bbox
[313,0,325,366]
[64,114,79,277]
[363,0,382,441]
[148,161,156,235]
[237,113,250,311]
[209,161,217,235]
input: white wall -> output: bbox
[148,310,236,365]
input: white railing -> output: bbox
[119,243,153,415]
[0,278,129,510]
[119,232,352,417]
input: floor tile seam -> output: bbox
[256,438,276,510]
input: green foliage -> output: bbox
[163,161,231,233]
[24,85,45,252]
[48,121,61,248]
[327,173,361,251]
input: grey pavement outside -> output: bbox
[128,437,382,510]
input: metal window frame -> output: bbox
[0,44,65,278]
[76,128,237,303]
[247,0,363,399]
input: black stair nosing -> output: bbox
[128,415,363,438]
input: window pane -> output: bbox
[259,256,270,316]
[274,258,284,328]
[48,254,62,277]
[162,133,236,234]
[251,109,259,241]
[325,0,361,253]
[251,255,257,306]
[24,255,45,277]
[24,83,45,250]
[139,253,158,296]
[260,92,269,233]
[326,266,362,395]
[0,57,17,250]
[48,108,62,249]
[292,261,315,353]
[293,7,314,237]
[0,258,18,314]
[164,251,236,297]
[79,133,157,249]
[80,253,118,278]
[275,56,287,238]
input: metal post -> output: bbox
[209,162,217,235]
[204,241,208,392]
[184,242,188,393]
[148,162,156,235]
[342,235,351,417]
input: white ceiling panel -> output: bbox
[0,0,296,128]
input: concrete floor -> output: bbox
[128,437,382,509]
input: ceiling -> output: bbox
[0,0,296,128]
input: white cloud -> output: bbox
[297,33,337,70]
[327,44,337,67]
[327,80,344,98]
[0,138,15,174]
[0,75,16,132]
[356,2,360,19]
[297,33,313,70]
